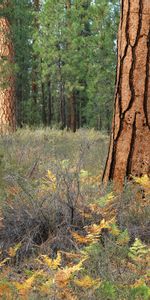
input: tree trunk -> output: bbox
[66,0,76,132]
[103,0,150,188]
[57,59,66,129]
[60,82,66,130]
[41,82,47,126]
[0,10,15,134]
[70,92,76,132]
[32,0,40,111]
[47,80,52,126]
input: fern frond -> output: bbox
[74,275,101,289]
[8,242,22,258]
[40,252,61,270]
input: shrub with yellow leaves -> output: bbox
[37,252,61,270]
[55,254,88,289]
[8,242,22,258]
[40,169,57,193]
[133,175,150,195]
[14,271,44,296]
[74,275,101,289]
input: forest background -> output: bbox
[2,0,119,132]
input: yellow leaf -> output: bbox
[71,231,92,244]
[133,175,150,194]
[55,259,86,288]
[74,275,101,289]
[8,242,22,257]
[0,257,10,268]
[47,170,56,182]
[40,252,61,270]
[14,275,35,294]
[41,170,57,192]
[133,174,149,186]
[14,271,43,295]
[110,224,120,236]
[86,219,110,235]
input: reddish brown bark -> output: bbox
[103,0,150,188]
[0,8,15,134]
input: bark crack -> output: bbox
[143,29,150,129]
[123,0,143,115]
[126,113,137,177]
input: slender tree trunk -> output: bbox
[41,82,47,126]
[47,80,52,126]
[16,75,23,127]
[70,92,76,132]
[67,95,71,130]
[66,0,76,132]
[76,99,81,129]
[67,92,76,132]
[57,59,66,129]
[60,82,66,129]
[103,0,150,188]
[0,8,16,134]
[32,0,40,111]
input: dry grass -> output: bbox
[0,129,149,300]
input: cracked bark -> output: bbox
[102,0,150,189]
[0,4,16,134]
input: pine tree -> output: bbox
[0,1,16,134]
[5,0,118,129]
[103,0,150,188]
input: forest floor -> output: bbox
[0,129,149,300]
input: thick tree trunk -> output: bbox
[0,12,15,134]
[103,0,150,188]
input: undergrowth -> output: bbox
[0,129,149,299]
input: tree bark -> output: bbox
[47,80,52,126]
[70,92,76,132]
[32,0,40,110]
[0,7,16,134]
[60,82,66,130]
[66,0,77,132]
[103,0,150,188]
[41,82,47,126]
